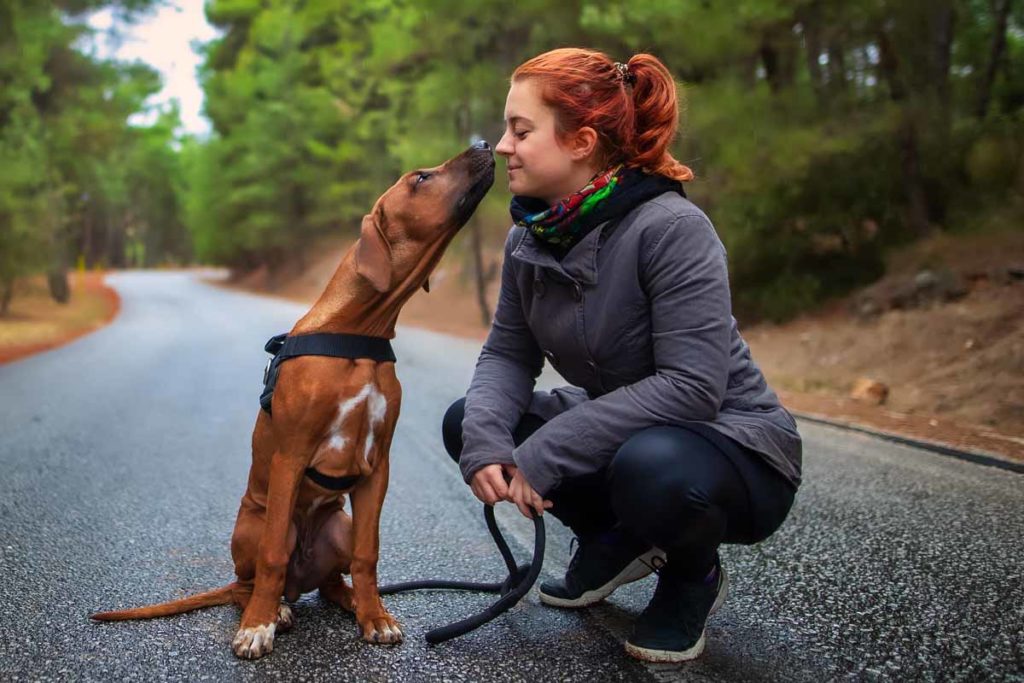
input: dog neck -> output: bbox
[291,237,450,339]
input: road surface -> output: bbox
[1,271,1021,682]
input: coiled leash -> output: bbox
[379,504,545,644]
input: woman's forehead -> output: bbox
[504,80,548,123]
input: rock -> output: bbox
[850,378,889,405]
[914,270,939,292]
[852,297,882,320]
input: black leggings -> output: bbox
[442,398,796,580]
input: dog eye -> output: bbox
[416,172,432,185]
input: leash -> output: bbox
[379,504,545,644]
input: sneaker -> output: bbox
[624,557,729,663]
[539,532,666,608]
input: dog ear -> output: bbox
[355,211,394,293]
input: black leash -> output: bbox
[379,504,545,644]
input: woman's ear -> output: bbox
[569,126,600,161]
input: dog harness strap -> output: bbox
[259,332,396,415]
[303,468,362,491]
[277,333,396,363]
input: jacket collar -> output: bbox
[511,220,608,285]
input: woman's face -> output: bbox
[495,79,597,205]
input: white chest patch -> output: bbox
[323,384,388,465]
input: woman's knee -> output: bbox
[441,397,466,464]
[608,426,735,545]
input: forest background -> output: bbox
[3,0,1022,321]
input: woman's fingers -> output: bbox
[508,471,549,519]
[471,465,508,505]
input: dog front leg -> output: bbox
[232,452,304,659]
[349,456,403,644]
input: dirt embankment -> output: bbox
[228,230,1024,463]
[0,272,121,365]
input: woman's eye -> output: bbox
[515,131,528,139]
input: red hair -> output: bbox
[512,48,694,182]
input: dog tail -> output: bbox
[90,582,240,621]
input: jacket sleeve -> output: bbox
[512,214,732,497]
[459,228,545,484]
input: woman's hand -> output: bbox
[470,464,510,505]
[507,468,553,519]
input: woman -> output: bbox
[441,48,802,663]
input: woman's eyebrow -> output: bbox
[505,115,533,126]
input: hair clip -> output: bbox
[614,62,636,86]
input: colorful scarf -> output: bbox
[514,164,626,247]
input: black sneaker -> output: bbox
[539,532,666,608]
[624,557,729,663]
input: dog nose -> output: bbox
[472,140,490,151]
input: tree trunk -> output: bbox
[799,2,826,106]
[827,42,847,96]
[469,214,491,327]
[47,269,70,304]
[759,26,799,94]
[898,112,933,237]
[879,28,932,237]
[0,276,13,317]
[456,98,492,327]
[760,40,780,93]
[931,3,956,110]
[977,0,1012,118]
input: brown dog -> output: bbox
[92,142,495,659]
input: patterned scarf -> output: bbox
[514,164,626,247]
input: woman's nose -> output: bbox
[495,131,514,156]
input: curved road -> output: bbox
[0,271,1021,682]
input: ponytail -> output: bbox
[625,54,694,182]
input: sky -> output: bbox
[85,1,220,136]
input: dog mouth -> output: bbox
[454,153,496,223]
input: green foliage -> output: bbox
[6,0,1024,321]
[0,0,187,309]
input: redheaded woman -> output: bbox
[442,48,802,662]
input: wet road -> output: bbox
[1,271,1021,682]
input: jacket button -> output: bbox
[534,278,546,298]
[572,283,583,301]
[543,349,558,365]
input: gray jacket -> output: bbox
[460,192,802,497]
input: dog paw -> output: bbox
[276,603,295,632]
[357,614,403,645]
[232,623,277,660]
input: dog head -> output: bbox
[356,141,495,293]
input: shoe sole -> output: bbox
[625,632,705,663]
[623,564,729,663]
[539,548,666,609]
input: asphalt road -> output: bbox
[1,270,1021,682]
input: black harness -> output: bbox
[259,332,396,491]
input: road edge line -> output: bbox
[791,410,1024,474]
